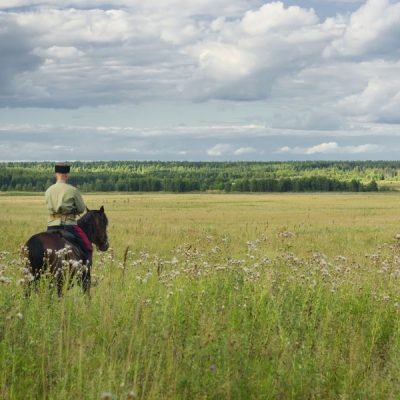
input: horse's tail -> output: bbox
[26,235,45,277]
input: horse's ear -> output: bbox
[100,206,104,213]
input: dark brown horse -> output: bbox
[25,206,109,295]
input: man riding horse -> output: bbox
[25,163,109,295]
[46,163,93,266]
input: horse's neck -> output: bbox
[77,218,93,242]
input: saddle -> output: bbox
[49,229,86,262]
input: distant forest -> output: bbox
[2,160,399,193]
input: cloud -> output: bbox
[207,143,232,156]
[0,120,396,161]
[183,2,336,101]
[0,1,349,107]
[307,142,341,154]
[0,0,399,143]
[339,73,400,123]
[234,147,257,155]
[241,2,318,35]
[0,7,193,107]
[0,0,256,16]
[0,13,42,97]
[324,0,400,58]
[277,141,384,154]
[188,42,257,82]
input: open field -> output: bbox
[2,193,400,399]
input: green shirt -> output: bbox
[45,181,86,226]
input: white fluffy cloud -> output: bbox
[205,143,265,157]
[234,147,257,155]
[277,142,384,154]
[325,0,400,58]
[339,73,400,123]
[207,144,232,156]
[241,2,318,35]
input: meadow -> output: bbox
[1,192,400,399]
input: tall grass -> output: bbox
[1,193,400,399]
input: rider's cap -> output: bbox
[55,163,70,173]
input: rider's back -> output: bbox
[45,181,85,226]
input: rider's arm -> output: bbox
[73,189,86,214]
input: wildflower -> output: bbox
[71,261,82,269]
[171,257,178,266]
[16,312,23,320]
[246,241,258,252]
[127,391,137,399]
[0,276,11,284]
[279,231,295,239]
[101,393,114,400]
[211,246,220,254]
[369,253,380,262]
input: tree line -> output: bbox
[0,161,385,192]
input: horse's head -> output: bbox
[92,206,109,251]
[80,206,109,252]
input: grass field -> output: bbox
[1,193,400,399]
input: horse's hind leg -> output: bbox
[81,264,91,294]
[24,236,45,297]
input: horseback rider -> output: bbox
[45,163,93,265]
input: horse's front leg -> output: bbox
[22,266,40,297]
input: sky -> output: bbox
[0,0,399,161]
